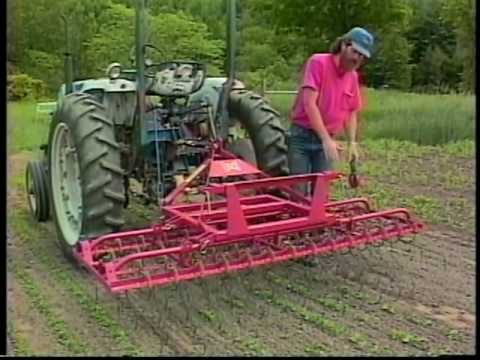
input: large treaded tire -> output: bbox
[25,160,50,222]
[48,93,125,255]
[228,90,289,176]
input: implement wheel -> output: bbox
[48,93,125,257]
[228,90,289,176]
[25,160,50,222]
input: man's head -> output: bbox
[331,27,374,72]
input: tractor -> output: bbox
[25,0,424,293]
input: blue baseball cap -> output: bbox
[343,27,374,58]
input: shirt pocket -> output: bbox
[340,90,355,111]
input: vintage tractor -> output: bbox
[25,0,424,293]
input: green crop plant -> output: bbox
[7,321,34,356]
[405,315,434,328]
[269,274,350,313]
[221,296,246,309]
[390,330,428,349]
[198,309,220,322]
[304,343,329,354]
[11,265,88,354]
[348,333,370,348]
[8,207,143,356]
[254,290,347,336]
[380,303,397,314]
[241,338,272,356]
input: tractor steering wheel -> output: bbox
[128,43,162,76]
[145,61,207,97]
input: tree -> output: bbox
[83,4,224,77]
[406,0,462,92]
[440,0,475,93]
[246,0,415,90]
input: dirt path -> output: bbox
[7,151,475,356]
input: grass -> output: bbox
[8,101,51,153]
[8,89,475,155]
[267,89,475,146]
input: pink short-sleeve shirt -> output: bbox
[291,53,361,136]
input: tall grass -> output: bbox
[8,89,475,152]
[8,101,51,153]
[266,89,475,146]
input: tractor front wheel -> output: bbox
[48,93,125,257]
[25,160,50,222]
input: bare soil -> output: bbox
[6,150,475,356]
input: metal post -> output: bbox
[226,0,236,81]
[136,0,146,144]
[218,0,237,140]
[61,15,73,94]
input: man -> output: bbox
[288,27,375,194]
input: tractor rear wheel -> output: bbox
[228,90,289,176]
[48,93,125,258]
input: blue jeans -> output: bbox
[287,123,332,194]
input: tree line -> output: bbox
[7,0,475,100]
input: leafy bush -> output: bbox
[7,74,48,101]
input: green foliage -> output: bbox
[83,5,224,77]
[148,12,224,75]
[7,74,48,101]
[7,0,474,94]
[406,0,462,93]
[440,0,476,93]
[22,50,63,95]
[370,31,413,90]
[83,3,136,76]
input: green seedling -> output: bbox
[9,207,142,356]
[304,343,329,354]
[390,330,427,348]
[242,338,271,356]
[12,266,88,354]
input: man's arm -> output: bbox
[303,87,339,162]
[345,111,359,161]
[345,111,358,144]
[303,87,330,142]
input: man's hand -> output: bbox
[323,137,340,162]
[347,141,359,162]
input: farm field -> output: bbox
[6,96,475,356]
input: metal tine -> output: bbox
[179,281,194,325]
[218,271,237,323]
[202,275,226,331]
[384,238,407,299]
[261,266,277,319]
[347,247,369,283]
[197,260,214,311]
[125,291,140,330]
[396,235,418,301]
